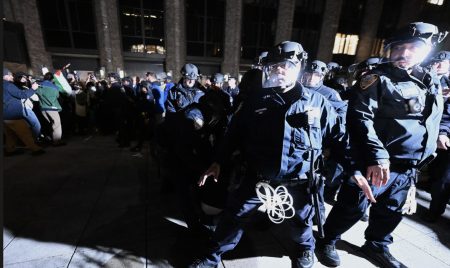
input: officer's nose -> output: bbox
[399,47,413,59]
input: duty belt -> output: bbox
[257,174,309,187]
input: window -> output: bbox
[427,0,444,5]
[37,0,97,49]
[332,33,359,55]
[292,0,325,58]
[119,0,165,54]
[186,0,225,57]
[241,0,277,59]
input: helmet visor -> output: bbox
[262,60,301,89]
[382,40,432,69]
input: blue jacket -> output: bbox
[215,83,347,182]
[306,83,348,123]
[3,81,35,120]
[348,63,443,170]
[165,82,204,113]
[151,81,165,114]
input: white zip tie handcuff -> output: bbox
[255,181,295,224]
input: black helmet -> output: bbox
[428,50,450,63]
[357,57,380,70]
[327,62,341,71]
[305,60,328,76]
[385,22,447,48]
[266,41,308,64]
[211,73,224,84]
[180,63,199,80]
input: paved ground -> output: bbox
[3,134,450,268]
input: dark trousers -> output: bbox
[429,150,450,216]
[321,168,415,252]
[170,169,204,230]
[203,179,315,266]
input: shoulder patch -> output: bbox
[359,74,379,90]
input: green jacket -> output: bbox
[36,80,66,111]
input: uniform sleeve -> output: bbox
[320,96,352,173]
[347,75,390,166]
[328,91,348,123]
[213,102,246,166]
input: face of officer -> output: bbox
[262,60,301,91]
[432,60,450,76]
[389,40,432,70]
[228,78,237,88]
[183,77,196,88]
[301,72,323,87]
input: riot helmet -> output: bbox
[326,62,341,71]
[211,73,224,85]
[382,22,448,69]
[180,63,199,80]
[262,41,308,90]
[353,57,381,79]
[301,60,328,87]
[427,50,450,75]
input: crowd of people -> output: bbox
[3,21,449,268]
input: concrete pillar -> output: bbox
[164,0,186,82]
[316,0,344,62]
[94,0,124,73]
[8,0,53,74]
[3,0,15,21]
[355,0,384,62]
[221,0,243,77]
[274,0,296,44]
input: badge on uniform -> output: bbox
[359,74,379,90]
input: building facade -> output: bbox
[3,0,450,80]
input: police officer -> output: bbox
[423,50,450,222]
[189,41,347,268]
[158,90,231,236]
[165,63,204,114]
[301,60,347,121]
[301,60,349,220]
[210,73,224,90]
[316,22,447,268]
[354,57,381,80]
[224,76,239,98]
[324,62,349,99]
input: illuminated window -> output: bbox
[427,0,444,5]
[332,33,359,55]
[119,0,165,54]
